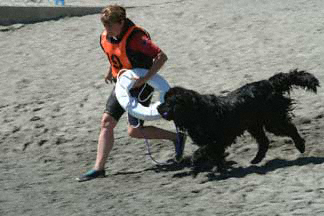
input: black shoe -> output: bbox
[174,132,187,162]
[76,169,105,182]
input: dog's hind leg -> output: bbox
[248,125,270,164]
[265,121,305,153]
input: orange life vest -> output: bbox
[100,25,149,78]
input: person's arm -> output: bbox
[104,66,113,84]
[133,50,168,88]
[129,31,168,88]
[100,33,114,84]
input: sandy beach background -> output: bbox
[1,0,324,215]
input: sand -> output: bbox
[1,0,324,215]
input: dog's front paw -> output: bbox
[216,164,226,173]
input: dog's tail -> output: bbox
[268,68,320,94]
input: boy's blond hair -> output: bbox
[101,5,126,25]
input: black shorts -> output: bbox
[105,84,154,127]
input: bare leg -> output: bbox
[94,113,118,171]
[128,125,177,141]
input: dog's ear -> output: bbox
[172,89,201,123]
[161,86,202,124]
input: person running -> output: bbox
[77,5,186,182]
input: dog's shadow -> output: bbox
[153,156,324,181]
[111,156,324,181]
[205,156,324,182]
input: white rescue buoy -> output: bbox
[115,68,170,121]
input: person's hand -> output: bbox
[132,76,147,89]
[104,72,113,84]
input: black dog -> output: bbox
[157,69,320,172]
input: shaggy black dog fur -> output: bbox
[157,69,320,173]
